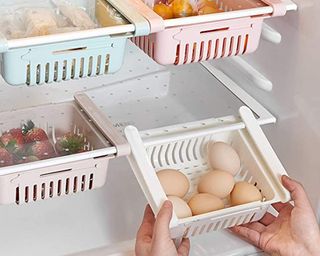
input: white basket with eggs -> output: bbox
[125,106,290,238]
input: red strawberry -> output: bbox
[30,141,55,160]
[0,147,13,167]
[0,128,24,152]
[22,120,48,143]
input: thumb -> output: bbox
[281,175,311,209]
[153,200,173,241]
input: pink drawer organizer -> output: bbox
[130,0,291,65]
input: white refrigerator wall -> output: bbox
[214,0,320,215]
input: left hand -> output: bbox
[135,201,190,256]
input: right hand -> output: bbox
[230,175,320,256]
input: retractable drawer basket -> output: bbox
[0,93,129,205]
[0,0,150,86]
[130,0,294,65]
[125,106,290,238]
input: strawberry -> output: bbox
[29,141,55,160]
[0,147,13,167]
[55,132,86,156]
[0,128,24,152]
[22,120,48,143]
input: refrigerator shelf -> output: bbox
[130,0,296,65]
[0,0,150,86]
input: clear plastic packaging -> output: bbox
[0,107,108,168]
[24,8,59,37]
[0,13,25,39]
[0,0,129,39]
[153,0,200,19]
[52,0,97,29]
[96,0,128,26]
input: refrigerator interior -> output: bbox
[1,0,320,253]
[0,42,273,256]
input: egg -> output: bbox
[208,142,241,176]
[168,196,192,218]
[172,0,195,18]
[157,169,190,197]
[188,193,224,215]
[230,181,263,206]
[198,170,235,198]
[153,3,173,19]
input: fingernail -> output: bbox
[163,200,172,208]
[284,175,292,181]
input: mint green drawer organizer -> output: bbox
[3,36,127,85]
[0,0,150,86]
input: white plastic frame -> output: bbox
[125,106,290,238]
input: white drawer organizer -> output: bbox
[125,106,290,238]
[0,0,150,86]
[0,93,130,205]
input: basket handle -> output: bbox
[239,106,291,203]
[74,93,130,157]
[261,0,287,17]
[124,125,179,227]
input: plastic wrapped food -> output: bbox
[172,0,198,18]
[197,0,223,14]
[24,8,58,37]
[96,0,128,27]
[153,0,199,19]
[0,0,99,39]
[0,14,25,39]
[153,0,223,19]
[52,0,97,29]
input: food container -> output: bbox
[0,93,130,205]
[130,0,296,65]
[0,0,150,86]
[125,106,290,238]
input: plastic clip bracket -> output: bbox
[261,0,287,17]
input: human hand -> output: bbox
[230,175,320,256]
[135,201,190,256]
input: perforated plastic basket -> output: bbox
[0,93,130,205]
[130,0,296,65]
[125,106,290,238]
[0,0,150,86]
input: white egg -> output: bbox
[157,169,190,198]
[208,142,241,176]
[167,196,192,219]
[188,193,224,216]
[230,181,263,206]
[198,170,235,198]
